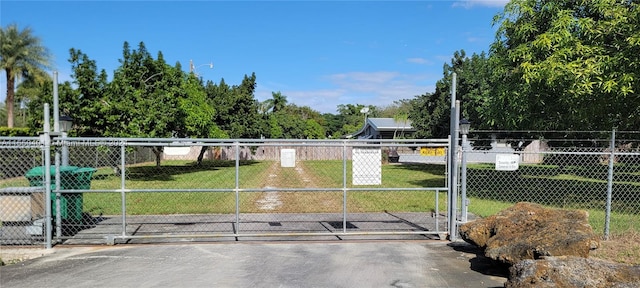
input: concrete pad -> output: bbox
[0,241,507,288]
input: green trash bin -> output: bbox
[73,167,98,190]
[25,166,96,222]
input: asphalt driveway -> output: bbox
[1,240,507,288]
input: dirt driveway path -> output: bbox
[253,161,343,213]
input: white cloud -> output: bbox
[452,0,508,9]
[257,71,437,114]
[281,89,348,114]
[435,54,453,63]
[406,57,432,65]
[467,37,483,43]
[327,71,400,91]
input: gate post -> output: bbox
[604,129,615,240]
[42,104,53,249]
[447,73,459,241]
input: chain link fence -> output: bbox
[4,132,638,246]
[1,137,450,246]
[461,130,640,237]
[0,138,45,245]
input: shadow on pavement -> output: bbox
[448,241,510,280]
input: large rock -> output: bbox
[459,202,600,265]
[505,256,640,288]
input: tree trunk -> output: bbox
[5,71,15,128]
[152,146,163,167]
[197,146,208,165]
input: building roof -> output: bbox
[344,117,415,139]
[367,118,414,131]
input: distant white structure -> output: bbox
[346,118,416,139]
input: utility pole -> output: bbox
[189,59,213,76]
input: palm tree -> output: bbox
[263,91,288,113]
[393,112,409,139]
[0,24,52,127]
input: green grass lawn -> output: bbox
[465,162,640,234]
[82,160,449,215]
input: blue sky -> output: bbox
[1,0,507,114]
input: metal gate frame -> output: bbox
[35,137,452,246]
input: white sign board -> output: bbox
[495,154,520,171]
[281,149,296,167]
[164,147,191,156]
[352,147,382,185]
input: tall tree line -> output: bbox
[5,0,640,139]
[408,0,640,138]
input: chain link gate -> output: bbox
[1,137,451,246]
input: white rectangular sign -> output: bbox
[281,149,296,167]
[164,147,191,156]
[353,147,382,185]
[495,154,520,171]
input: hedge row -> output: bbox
[0,127,36,136]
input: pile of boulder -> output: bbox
[459,202,640,287]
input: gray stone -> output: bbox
[459,202,600,265]
[505,256,640,288]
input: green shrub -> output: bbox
[0,127,35,136]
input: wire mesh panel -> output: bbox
[236,142,445,239]
[1,137,451,245]
[57,138,451,243]
[0,137,45,245]
[609,147,640,233]
[462,131,640,236]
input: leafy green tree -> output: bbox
[59,43,229,165]
[376,100,409,118]
[0,24,52,127]
[304,119,325,139]
[409,91,448,139]
[270,107,306,139]
[207,73,263,139]
[104,42,187,166]
[409,50,491,138]
[334,104,374,138]
[23,78,77,132]
[180,75,227,164]
[322,113,344,138]
[267,115,284,138]
[178,75,222,138]
[489,0,640,130]
[264,102,325,139]
[66,48,110,136]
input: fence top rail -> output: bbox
[471,130,640,134]
[0,137,41,141]
[0,137,43,148]
[54,137,450,146]
[465,149,640,157]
